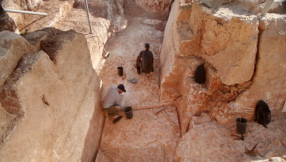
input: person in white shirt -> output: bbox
[102,84,126,118]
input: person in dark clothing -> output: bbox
[136,43,154,74]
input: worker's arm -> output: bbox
[137,51,142,60]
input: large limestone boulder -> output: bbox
[204,16,258,85]
[192,2,259,85]
[0,31,31,90]
[0,29,103,161]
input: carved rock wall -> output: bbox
[229,15,286,119]
[0,29,103,161]
[160,0,286,134]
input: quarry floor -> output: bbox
[8,0,286,161]
[96,15,182,161]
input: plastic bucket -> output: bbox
[124,106,133,119]
[118,67,123,76]
[236,118,247,135]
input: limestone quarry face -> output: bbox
[0,29,103,161]
[231,15,286,119]
[160,0,286,130]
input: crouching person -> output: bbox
[136,43,154,74]
[102,84,126,118]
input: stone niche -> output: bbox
[159,0,286,134]
[0,28,103,162]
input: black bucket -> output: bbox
[124,106,133,119]
[236,118,247,140]
[117,67,123,76]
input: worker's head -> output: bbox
[144,43,150,50]
[117,84,126,94]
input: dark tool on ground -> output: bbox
[113,116,122,124]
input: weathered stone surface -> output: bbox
[161,1,258,87]
[174,62,225,134]
[0,31,31,90]
[11,0,73,32]
[107,0,127,32]
[8,0,42,11]
[160,0,285,134]
[174,111,286,162]
[23,30,48,52]
[0,3,17,32]
[54,6,111,70]
[160,0,200,104]
[2,0,43,29]
[10,0,111,71]
[0,104,20,149]
[99,106,180,162]
[234,0,286,14]
[0,29,103,161]
[134,0,173,15]
[228,15,286,120]
[204,16,258,85]
[95,149,110,162]
[199,0,234,9]
[194,3,259,85]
